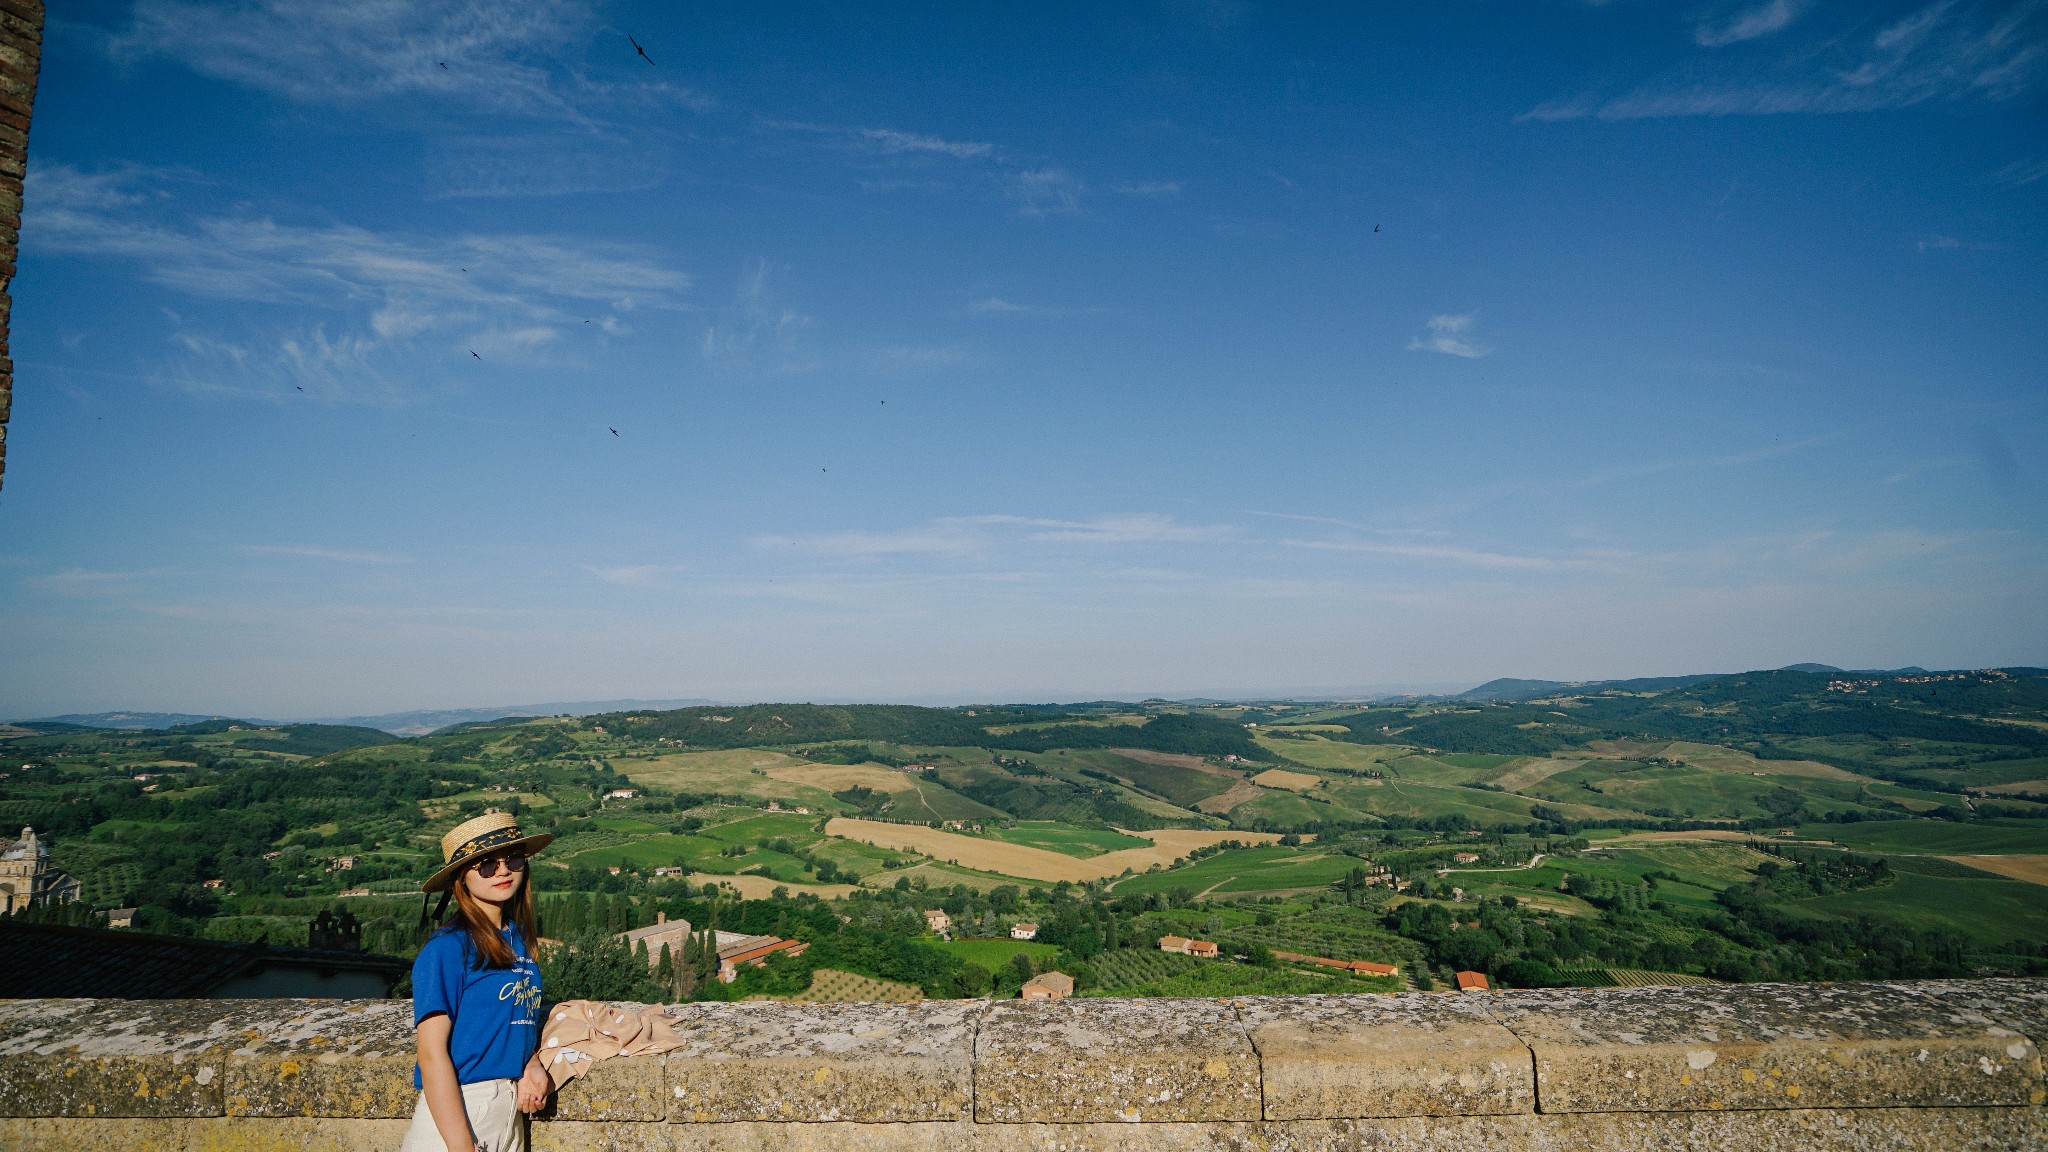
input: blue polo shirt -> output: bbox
[411,923,543,1088]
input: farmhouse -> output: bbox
[1009,922,1038,940]
[1020,971,1073,1000]
[617,911,693,968]
[603,788,639,801]
[924,909,951,934]
[717,933,809,983]
[1158,935,1219,958]
[1455,970,1491,992]
[1452,852,1481,864]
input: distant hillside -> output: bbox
[162,720,399,756]
[313,698,721,736]
[1454,674,1722,703]
[1456,679,1567,702]
[23,711,237,730]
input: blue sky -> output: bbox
[2,0,2043,717]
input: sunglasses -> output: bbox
[472,852,528,878]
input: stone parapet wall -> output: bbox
[0,0,38,494]
[1,980,2043,1150]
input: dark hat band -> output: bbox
[447,825,530,868]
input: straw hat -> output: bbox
[421,810,553,893]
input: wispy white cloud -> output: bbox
[1696,0,1804,48]
[1916,233,1999,251]
[27,165,688,400]
[586,564,667,588]
[1009,167,1085,216]
[244,546,407,564]
[1991,157,2048,185]
[1524,1,2046,120]
[1408,313,1491,358]
[752,513,1236,557]
[1285,538,1563,571]
[856,127,993,159]
[700,260,812,371]
[969,297,1033,314]
[29,567,167,595]
[764,120,1092,217]
[750,527,983,557]
[967,296,1105,318]
[949,513,1237,544]
[110,0,710,123]
[1111,180,1182,198]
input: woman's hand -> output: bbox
[516,1059,552,1114]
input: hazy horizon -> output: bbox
[2,1,2042,718]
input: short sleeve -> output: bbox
[411,933,465,1026]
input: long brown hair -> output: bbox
[449,857,539,969]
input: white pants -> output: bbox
[398,1078,526,1152]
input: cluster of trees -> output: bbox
[1373,846,2043,989]
[597,704,1037,751]
[993,713,1264,759]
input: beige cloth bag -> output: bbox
[536,1000,686,1090]
[397,1077,524,1152]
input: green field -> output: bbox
[934,938,1061,968]
[1802,819,2048,854]
[1082,957,1346,998]
[1794,870,2048,946]
[981,822,1150,858]
[1522,761,1877,822]
[698,813,824,846]
[1102,753,1237,807]
[1323,778,1537,826]
[1110,847,1359,896]
[1434,753,1521,771]
[1251,734,1403,774]
[1229,789,1376,828]
[563,833,718,868]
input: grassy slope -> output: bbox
[933,938,1061,968]
[982,822,1151,857]
[1802,819,2048,854]
[1792,870,2048,946]
[1110,846,1359,895]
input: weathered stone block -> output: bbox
[973,997,1259,1124]
[223,999,416,1118]
[1236,992,1533,1119]
[0,1116,411,1151]
[664,999,978,1123]
[1485,981,2043,1113]
[530,1118,673,1151]
[555,1052,667,1122]
[0,999,252,1117]
[1898,978,2048,1107]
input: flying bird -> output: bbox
[1373,224,1380,233]
[470,350,481,359]
[438,62,447,70]
[629,34,654,65]
[295,386,303,391]
[609,428,619,437]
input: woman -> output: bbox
[402,811,556,1152]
